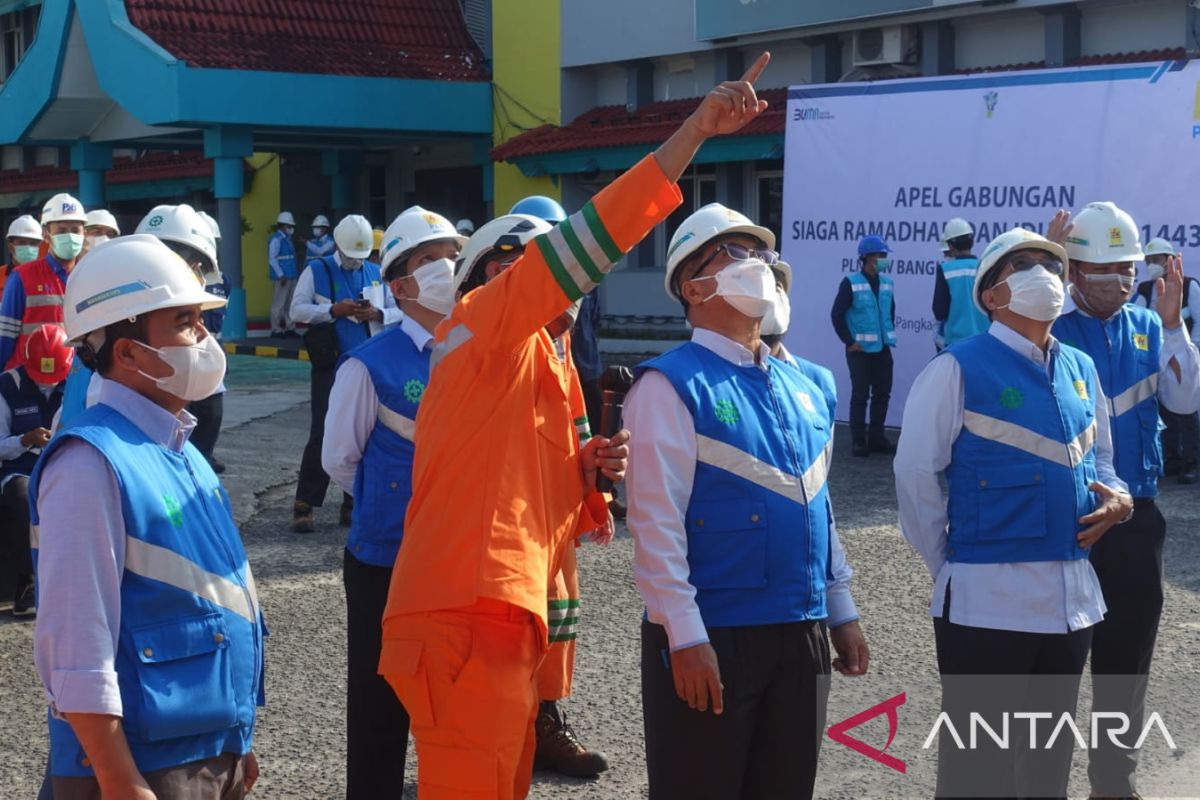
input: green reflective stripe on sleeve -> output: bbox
[580,202,622,263]
[548,598,580,611]
[559,217,604,284]
[534,235,583,301]
[548,632,577,643]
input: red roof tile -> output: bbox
[124,0,488,81]
[491,88,788,162]
[0,151,224,193]
[954,47,1187,75]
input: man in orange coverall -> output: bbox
[379,52,774,800]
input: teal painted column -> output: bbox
[204,126,253,340]
[70,140,112,209]
[322,150,363,218]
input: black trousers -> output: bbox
[641,619,830,800]
[1087,500,1166,797]
[1,476,31,583]
[296,365,349,508]
[187,392,224,458]
[1160,408,1199,469]
[343,549,409,798]
[846,348,893,438]
[933,592,1092,800]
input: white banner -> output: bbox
[782,60,1200,426]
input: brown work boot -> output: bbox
[534,701,609,778]
[291,501,315,533]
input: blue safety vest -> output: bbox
[0,366,61,480]
[1054,305,1163,498]
[306,234,335,261]
[308,256,383,355]
[30,404,265,777]
[779,350,838,425]
[269,230,297,280]
[339,327,430,567]
[846,272,896,353]
[944,333,1099,563]
[939,257,989,346]
[57,360,93,430]
[637,342,834,627]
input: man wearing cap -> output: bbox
[32,235,265,799]
[829,235,896,456]
[1050,203,1200,799]
[289,214,398,533]
[320,205,462,797]
[627,201,867,799]
[3,214,42,296]
[268,211,299,336]
[895,227,1134,798]
[0,193,87,372]
[306,215,335,261]
[932,218,988,349]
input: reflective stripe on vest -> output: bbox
[942,268,977,280]
[1108,373,1158,418]
[962,410,1097,469]
[430,323,473,371]
[377,405,416,441]
[26,294,63,307]
[696,434,833,505]
[126,537,260,623]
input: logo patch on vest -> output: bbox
[1073,380,1089,401]
[999,387,1024,410]
[796,391,817,414]
[163,494,184,527]
[714,399,740,426]
[403,378,425,404]
[1133,333,1149,351]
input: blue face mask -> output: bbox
[874,258,892,273]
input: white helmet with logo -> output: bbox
[312,214,330,229]
[6,215,42,241]
[136,204,219,275]
[1064,201,1143,264]
[277,211,296,226]
[85,209,120,235]
[941,217,973,242]
[41,193,86,225]
[333,214,375,260]
[64,235,226,344]
[665,203,776,298]
[455,218,475,235]
[379,206,467,276]
[974,227,1068,313]
[1144,237,1176,258]
[454,214,551,292]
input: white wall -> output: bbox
[654,51,715,101]
[1080,0,1184,56]
[595,64,627,108]
[954,12,1045,70]
[744,39,812,89]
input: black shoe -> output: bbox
[206,454,226,474]
[1180,467,1198,485]
[292,501,316,533]
[868,435,896,455]
[339,502,353,528]
[852,439,870,457]
[12,575,35,618]
[1163,460,1181,478]
[534,702,609,778]
[608,498,626,520]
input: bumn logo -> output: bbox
[827,692,907,774]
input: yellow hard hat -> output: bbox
[372,228,384,252]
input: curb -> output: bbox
[223,342,309,362]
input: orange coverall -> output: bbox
[380,154,681,799]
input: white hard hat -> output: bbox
[1063,201,1143,264]
[197,210,221,241]
[455,218,475,235]
[455,214,551,292]
[312,214,330,228]
[277,211,296,226]
[973,227,1068,314]
[41,193,86,225]
[939,239,950,254]
[665,203,775,298]
[333,214,376,260]
[379,206,467,276]
[64,235,226,344]
[135,204,219,275]
[1144,237,1176,258]
[941,217,973,241]
[85,209,120,235]
[6,215,42,241]
[770,261,793,293]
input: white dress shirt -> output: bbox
[1133,281,1200,346]
[290,252,401,335]
[625,328,859,653]
[0,369,57,485]
[894,321,1129,634]
[322,314,431,497]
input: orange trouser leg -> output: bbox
[380,600,541,800]
[538,545,579,701]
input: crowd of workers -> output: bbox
[0,51,1190,800]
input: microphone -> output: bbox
[595,365,634,494]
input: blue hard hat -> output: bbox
[858,235,891,257]
[509,195,567,224]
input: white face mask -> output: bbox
[410,258,455,316]
[1146,261,1166,281]
[85,234,109,249]
[993,265,1064,322]
[761,285,791,336]
[341,256,364,271]
[312,228,327,239]
[135,335,227,402]
[694,259,775,318]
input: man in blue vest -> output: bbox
[627,203,868,800]
[320,204,463,798]
[829,235,896,456]
[268,210,298,336]
[896,227,1134,798]
[1050,202,1200,800]
[289,214,401,533]
[32,235,265,799]
[305,214,335,261]
[0,324,70,618]
[932,217,988,349]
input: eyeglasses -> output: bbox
[1001,251,1064,277]
[688,242,780,283]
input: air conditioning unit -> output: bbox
[852,26,916,67]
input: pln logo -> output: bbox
[1193,81,1200,140]
[984,91,999,118]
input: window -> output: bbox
[0,7,36,84]
[655,164,717,267]
[367,166,387,230]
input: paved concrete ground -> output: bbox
[3,354,1200,798]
